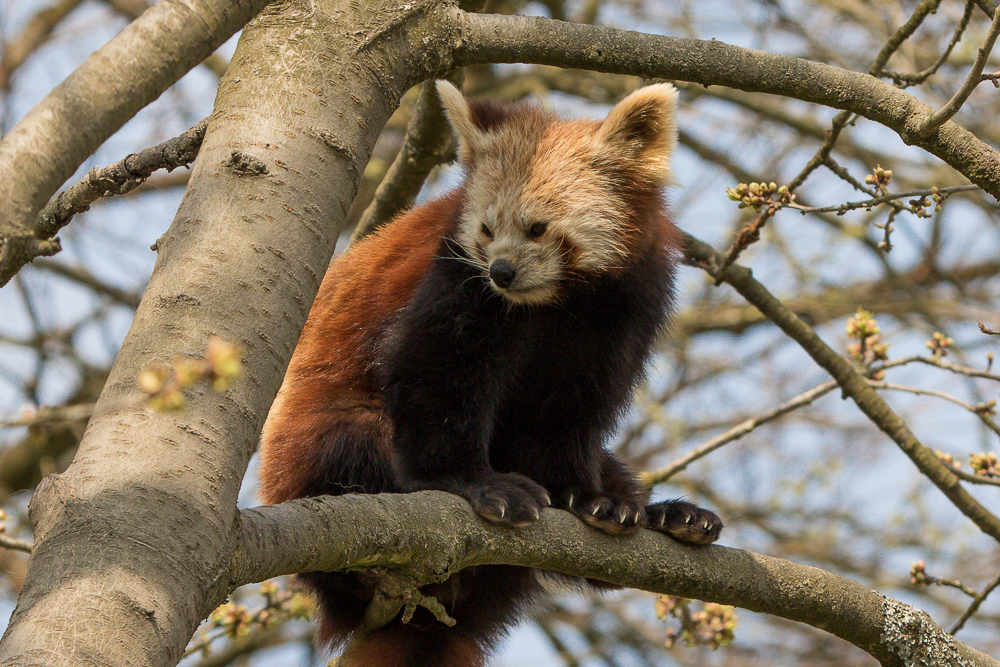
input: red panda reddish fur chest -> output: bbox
[258,81,722,666]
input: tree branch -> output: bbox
[868,380,1000,439]
[681,232,1000,542]
[0,0,85,90]
[34,118,208,239]
[99,0,231,77]
[951,570,1000,634]
[351,77,458,242]
[870,0,943,79]
[877,0,977,86]
[917,5,1000,135]
[32,259,142,309]
[0,0,270,287]
[0,402,95,429]
[454,12,1000,201]
[0,534,32,554]
[784,185,979,215]
[642,380,840,486]
[232,492,1000,667]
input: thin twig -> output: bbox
[784,185,978,215]
[642,380,839,486]
[867,380,1000,438]
[878,0,977,87]
[32,259,142,309]
[950,465,1000,487]
[0,402,95,429]
[34,118,208,239]
[871,0,945,74]
[979,321,1000,335]
[645,352,1000,487]
[191,626,297,667]
[0,534,33,553]
[823,155,891,201]
[974,0,999,18]
[921,573,979,597]
[951,570,1000,634]
[882,354,1000,381]
[716,0,945,273]
[14,275,45,405]
[917,5,1000,135]
[535,617,584,667]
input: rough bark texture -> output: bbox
[232,492,1000,667]
[0,0,454,665]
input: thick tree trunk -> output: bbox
[0,1,453,664]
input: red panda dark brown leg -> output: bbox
[338,565,541,667]
[299,571,377,650]
[599,451,723,545]
[339,624,486,667]
[554,452,722,543]
[646,499,724,546]
[380,251,552,528]
[555,451,646,536]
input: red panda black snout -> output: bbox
[488,258,517,289]
[436,79,679,306]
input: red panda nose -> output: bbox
[489,259,517,289]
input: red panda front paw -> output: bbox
[646,499,722,545]
[557,489,645,535]
[463,472,551,528]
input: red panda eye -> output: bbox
[481,223,493,239]
[527,222,547,239]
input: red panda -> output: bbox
[259,80,722,667]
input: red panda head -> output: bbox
[436,80,678,306]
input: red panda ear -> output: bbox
[597,83,679,186]
[436,80,486,164]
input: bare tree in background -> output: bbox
[1,0,999,666]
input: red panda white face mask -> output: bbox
[436,80,678,306]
